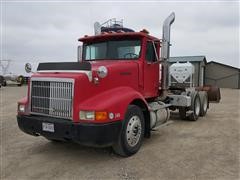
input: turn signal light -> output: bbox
[95,111,108,121]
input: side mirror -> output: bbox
[25,63,32,73]
[77,45,83,62]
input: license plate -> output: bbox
[42,122,54,132]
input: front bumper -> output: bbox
[17,115,122,147]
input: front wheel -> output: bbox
[113,105,145,157]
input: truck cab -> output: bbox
[79,31,161,99]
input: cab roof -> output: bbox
[78,32,160,43]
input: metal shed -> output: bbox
[169,56,207,87]
[205,61,240,89]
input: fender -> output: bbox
[77,86,148,123]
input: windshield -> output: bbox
[83,39,141,60]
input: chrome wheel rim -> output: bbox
[203,96,208,113]
[126,115,142,147]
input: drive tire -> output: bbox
[113,105,145,157]
[199,91,208,116]
[189,92,201,121]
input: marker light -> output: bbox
[109,112,114,120]
[18,104,25,113]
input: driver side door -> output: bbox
[143,40,159,98]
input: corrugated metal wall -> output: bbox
[205,62,240,89]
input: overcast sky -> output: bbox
[1,1,239,75]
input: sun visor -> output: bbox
[37,62,91,71]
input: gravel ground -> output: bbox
[1,86,239,180]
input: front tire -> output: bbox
[113,105,145,157]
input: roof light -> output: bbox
[140,29,149,34]
[117,30,125,33]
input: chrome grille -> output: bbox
[30,78,74,119]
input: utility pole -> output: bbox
[0,60,12,75]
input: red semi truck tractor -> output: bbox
[17,13,213,156]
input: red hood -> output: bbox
[30,60,140,121]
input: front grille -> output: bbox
[30,78,74,119]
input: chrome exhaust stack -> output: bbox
[160,12,175,99]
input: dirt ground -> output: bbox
[0,86,239,180]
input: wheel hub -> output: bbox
[126,115,142,147]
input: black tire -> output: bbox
[2,81,6,86]
[199,91,208,116]
[45,137,62,143]
[189,92,201,121]
[113,105,145,157]
[179,107,187,120]
[17,75,24,86]
[0,76,6,86]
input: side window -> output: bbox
[145,41,157,63]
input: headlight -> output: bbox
[79,111,108,121]
[97,66,108,78]
[79,111,95,120]
[18,104,25,113]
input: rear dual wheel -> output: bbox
[179,91,208,121]
[113,105,145,157]
[189,92,201,121]
[199,91,208,116]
